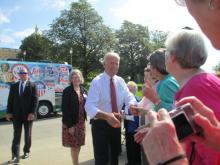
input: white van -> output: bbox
[0,60,72,118]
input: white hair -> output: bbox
[101,52,120,64]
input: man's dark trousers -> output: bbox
[91,120,121,165]
[12,119,33,157]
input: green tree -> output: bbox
[115,21,152,82]
[18,27,53,61]
[46,0,116,80]
[150,30,168,50]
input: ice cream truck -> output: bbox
[0,60,72,119]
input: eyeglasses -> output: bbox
[174,0,186,6]
[72,76,80,80]
[19,72,28,75]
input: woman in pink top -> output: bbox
[165,29,220,165]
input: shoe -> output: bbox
[22,152,29,159]
[8,156,19,163]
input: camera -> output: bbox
[169,103,202,141]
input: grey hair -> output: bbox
[165,30,208,68]
[101,52,120,65]
[69,69,84,84]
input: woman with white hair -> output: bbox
[165,29,220,165]
[125,81,141,165]
[139,1,220,165]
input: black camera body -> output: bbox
[169,103,202,141]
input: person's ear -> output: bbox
[209,0,220,10]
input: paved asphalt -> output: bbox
[0,115,127,165]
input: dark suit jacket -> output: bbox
[62,84,87,128]
[7,81,39,121]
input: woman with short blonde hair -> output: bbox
[62,69,87,165]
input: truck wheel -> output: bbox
[37,102,52,118]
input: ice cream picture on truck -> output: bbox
[0,60,72,119]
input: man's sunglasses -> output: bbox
[19,72,28,75]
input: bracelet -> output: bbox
[157,154,186,165]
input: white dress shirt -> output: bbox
[19,80,27,95]
[85,72,137,119]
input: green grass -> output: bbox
[136,84,143,99]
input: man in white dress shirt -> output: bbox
[85,52,137,165]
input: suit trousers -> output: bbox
[91,119,121,165]
[12,119,33,157]
[125,132,141,165]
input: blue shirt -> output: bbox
[154,74,179,111]
[126,96,140,133]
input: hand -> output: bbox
[106,113,121,128]
[141,109,187,165]
[134,127,149,143]
[113,112,122,122]
[6,113,13,121]
[130,105,140,116]
[176,96,220,152]
[142,80,160,104]
[27,113,35,121]
[68,127,75,135]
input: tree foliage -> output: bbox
[46,0,116,80]
[18,30,53,61]
[18,0,169,83]
[150,30,168,50]
[115,21,152,81]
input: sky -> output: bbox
[0,0,219,72]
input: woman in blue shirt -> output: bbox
[143,48,179,111]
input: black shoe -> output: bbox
[22,152,29,159]
[8,156,19,163]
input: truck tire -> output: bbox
[37,102,52,118]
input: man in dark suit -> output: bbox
[6,68,38,164]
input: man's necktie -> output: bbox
[20,82,24,96]
[110,78,118,113]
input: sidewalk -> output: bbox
[0,117,127,165]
